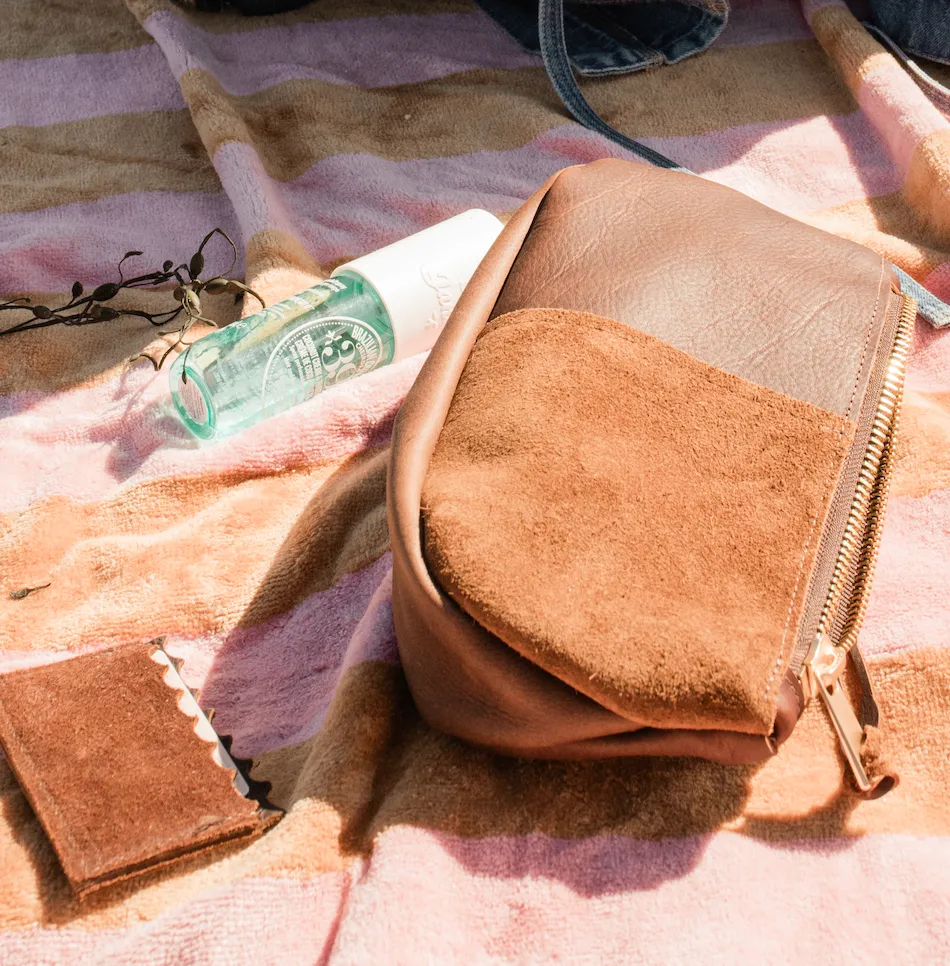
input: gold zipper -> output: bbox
[799,292,916,793]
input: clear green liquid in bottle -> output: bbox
[169,270,396,439]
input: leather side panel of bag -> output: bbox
[492,160,889,418]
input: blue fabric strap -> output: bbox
[536,0,688,171]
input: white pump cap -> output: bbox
[332,209,504,363]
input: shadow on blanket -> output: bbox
[192,450,867,898]
[0,447,868,918]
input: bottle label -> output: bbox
[261,315,385,413]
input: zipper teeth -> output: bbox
[813,293,917,651]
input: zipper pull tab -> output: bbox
[804,634,890,796]
[814,672,873,793]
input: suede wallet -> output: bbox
[388,160,916,797]
[0,641,280,897]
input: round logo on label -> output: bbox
[262,316,384,413]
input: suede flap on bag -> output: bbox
[422,308,854,736]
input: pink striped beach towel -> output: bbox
[1,0,949,961]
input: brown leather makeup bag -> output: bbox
[388,160,915,797]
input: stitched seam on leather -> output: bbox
[764,258,885,707]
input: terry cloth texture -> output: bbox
[0,0,949,962]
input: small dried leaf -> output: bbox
[89,304,103,320]
[124,250,144,259]
[9,582,50,600]
[173,285,185,303]
[163,260,174,273]
[98,307,120,321]
[92,283,119,302]
[224,279,248,294]
[189,252,205,278]
[202,277,228,295]
[183,290,201,315]
[71,281,83,298]
[32,305,52,320]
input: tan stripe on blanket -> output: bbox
[177,42,854,181]
[0,447,389,651]
[0,0,153,60]
[801,191,949,283]
[0,111,219,215]
[808,4,889,95]
[244,229,326,310]
[906,129,950,241]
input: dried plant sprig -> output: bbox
[0,229,264,371]
[8,582,50,600]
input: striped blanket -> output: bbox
[2,0,949,961]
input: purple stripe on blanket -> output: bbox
[713,0,813,48]
[325,828,950,963]
[166,555,397,757]
[6,832,950,965]
[862,489,950,657]
[1,113,898,293]
[0,46,185,128]
[0,874,349,966]
[144,10,538,94]
[0,190,240,294]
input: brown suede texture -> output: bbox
[0,643,279,897]
[422,309,857,736]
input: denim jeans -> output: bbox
[476,0,950,74]
[475,0,727,76]
[866,0,950,66]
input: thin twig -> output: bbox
[1,230,258,371]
